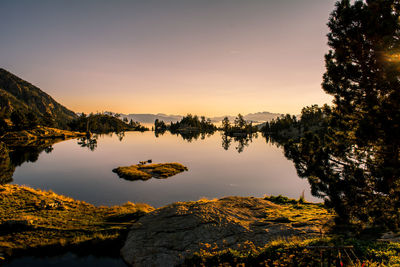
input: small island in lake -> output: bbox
[113,162,188,181]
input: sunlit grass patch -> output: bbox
[184,237,400,266]
[0,184,154,257]
[113,162,188,181]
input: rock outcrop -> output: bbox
[121,196,332,266]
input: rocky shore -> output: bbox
[121,196,332,266]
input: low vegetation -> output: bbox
[182,196,400,266]
[183,237,400,266]
[113,162,188,181]
[221,114,258,136]
[154,114,217,138]
[68,113,148,133]
[0,184,154,258]
[0,126,86,145]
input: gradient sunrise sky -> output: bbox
[1,0,336,116]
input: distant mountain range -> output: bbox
[209,112,284,123]
[122,111,283,125]
[0,68,76,128]
[0,68,284,129]
[121,113,183,124]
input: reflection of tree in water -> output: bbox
[154,129,166,138]
[168,131,212,143]
[77,135,98,151]
[221,133,257,153]
[176,131,201,142]
[154,126,215,142]
[0,141,56,184]
[116,131,125,141]
[261,132,282,148]
[235,136,250,153]
[221,135,231,150]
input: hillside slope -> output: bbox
[0,68,76,128]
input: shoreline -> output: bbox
[0,126,87,146]
[0,184,153,260]
[1,184,399,266]
[0,183,329,260]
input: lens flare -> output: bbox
[384,53,400,62]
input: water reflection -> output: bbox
[116,132,125,142]
[77,136,98,151]
[154,129,258,153]
[0,132,283,187]
[154,129,166,138]
[0,140,59,184]
[221,134,231,150]
[221,133,258,153]
[4,131,319,206]
[80,131,263,154]
[159,131,213,143]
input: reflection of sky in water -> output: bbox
[11,131,319,207]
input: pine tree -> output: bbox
[221,117,231,133]
[286,0,400,229]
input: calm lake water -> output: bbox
[3,131,319,266]
[9,131,318,207]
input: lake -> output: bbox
[2,130,319,266]
[7,131,318,207]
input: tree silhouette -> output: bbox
[222,117,231,132]
[285,0,400,229]
[234,114,246,129]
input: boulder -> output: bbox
[121,196,330,266]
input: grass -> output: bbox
[1,126,86,145]
[0,184,154,258]
[183,236,400,266]
[113,162,188,180]
[1,185,398,266]
[261,195,330,227]
[181,196,400,266]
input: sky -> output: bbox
[1,0,336,116]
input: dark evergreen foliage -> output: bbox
[281,0,400,230]
[169,114,217,133]
[68,113,148,133]
[154,119,167,133]
[221,114,258,136]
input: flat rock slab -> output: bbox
[121,196,331,266]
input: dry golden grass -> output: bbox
[1,126,86,145]
[0,184,154,256]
